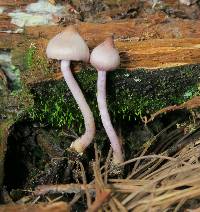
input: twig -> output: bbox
[108,198,120,212]
[104,148,113,184]
[31,196,41,204]
[88,144,112,211]
[69,193,82,207]
[119,154,190,167]
[34,184,95,196]
[79,161,92,207]
[121,164,200,206]
[87,190,111,212]
[112,197,128,212]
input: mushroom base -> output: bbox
[61,60,95,153]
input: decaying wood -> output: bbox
[0,0,36,8]
[12,36,200,88]
[1,0,200,71]
[0,11,200,75]
[1,19,200,76]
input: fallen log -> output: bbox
[1,16,200,125]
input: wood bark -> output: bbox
[1,19,200,71]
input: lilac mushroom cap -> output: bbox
[46,25,89,62]
[90,37,123,164]
[46,25,95,153]
[90,36,120,72]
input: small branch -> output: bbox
[79,162,92,207]
[34,184,96,196]
[87,190,111,212]
[143,96,200,123]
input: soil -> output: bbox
[1,110,193,208]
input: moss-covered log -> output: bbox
[2,15,200,130]
[8,22,199,128]
[28,64,200,129]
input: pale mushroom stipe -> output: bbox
[46,25,96,153]
[90,36,124,164]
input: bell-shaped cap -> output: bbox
[46,25,89,62]
[90,36,120,72]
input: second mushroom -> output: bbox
[90,37,124,164]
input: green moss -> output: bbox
[28,69,98,132]
[108,65,200,121]
[11,85,34,115]
[24,43,37,70]
[23,43,50,75]
[28,64,200,131]
[0,119,15,186]
[0,119,14,140]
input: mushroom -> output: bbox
[90,36,123,163]
[46,25,95,153]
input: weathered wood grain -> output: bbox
[2,18,200,47]
[0,0,36,8]
[1,18,200,71]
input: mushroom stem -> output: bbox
[97,70,123,163]
[61,60,95,153]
